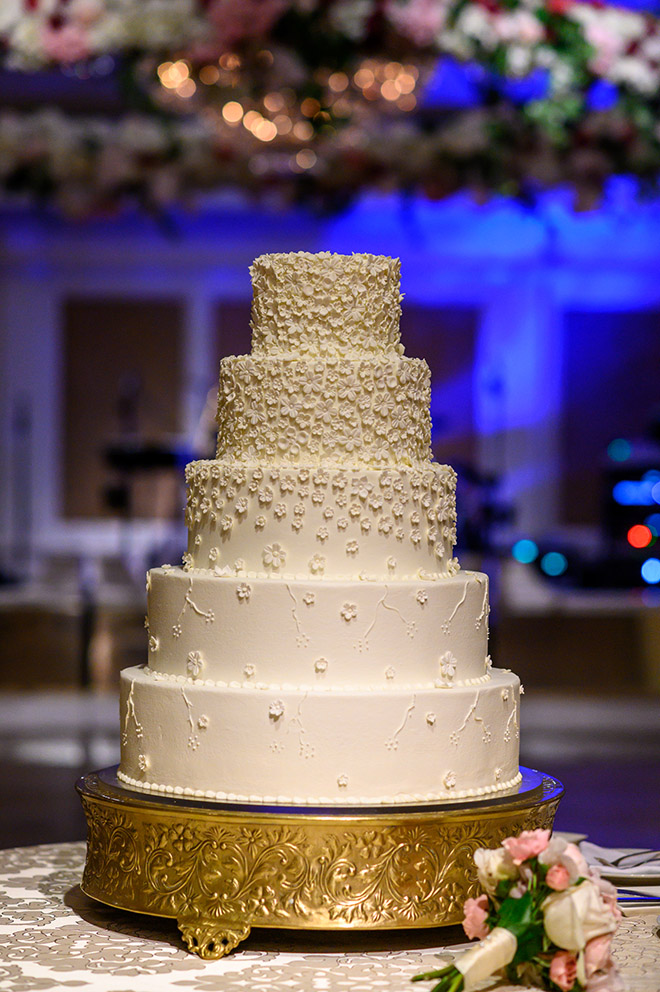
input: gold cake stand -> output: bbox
[76,766,562,959]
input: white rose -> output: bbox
[474,847,517,895]
[542,880,617,952]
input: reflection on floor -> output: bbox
[0,691,658,850]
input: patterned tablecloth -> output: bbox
[0,842,657,992]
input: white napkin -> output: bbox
[580,841,660,883]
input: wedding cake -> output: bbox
[118,252,521,805]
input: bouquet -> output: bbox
[413,830,623,992]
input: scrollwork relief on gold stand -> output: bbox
[78,767,562,958]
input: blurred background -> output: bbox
[1,0,659,851]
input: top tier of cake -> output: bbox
[250,252,403,357]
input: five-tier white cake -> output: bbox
[118,251,521,805]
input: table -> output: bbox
[0,843,657,991]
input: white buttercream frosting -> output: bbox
[118,251,520,806]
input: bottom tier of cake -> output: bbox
[118,666,521,805]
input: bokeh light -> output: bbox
[512,539,539,564]
[627,524,653,549]
[540,551,568,577]
[641,558,660,584]
[607,438,631,462]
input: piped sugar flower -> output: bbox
[263,542,286,570]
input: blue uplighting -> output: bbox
[646,513,660,532]
[540,551,568,577]
[512,539,539,564]
[641,558,660,584]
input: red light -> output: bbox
[628,524,653,549]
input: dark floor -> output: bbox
[0,691,658,850]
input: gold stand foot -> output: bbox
[76,766,562,956]
[178,919,252,958]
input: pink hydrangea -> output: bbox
[462,893,490,940]
[502,828,550,865]
[207,0,288,46]
[41,23,90,63]
[386,0,447,48]
[549,950,578,991]
[546,863,571,891]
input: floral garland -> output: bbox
[2,1,660,213]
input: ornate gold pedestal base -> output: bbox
[77,766,562,959]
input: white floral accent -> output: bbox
[501,688,510,702]
[148,635,159,653]
[187,651,204,677]
[269,700,285,720]
[255,515,266,530]
[263,542,286,569]
[172,622,182,638]
[340,602,357,622]
[235,497,248,515]
[208,546,219,562]
[197,714,210,730]
[137,754,148,773]
[274,502,287,519]
[439,651,457,682]
[188,735,200,751]
[360,518,371,533]
[234,558,246,573]
[220,515,233,532]
[236,582,252,601]
[385,666,396,680]
[386,556,397,571]
[337,774,349,788]
[182,552,194,571]
[309,553,326,574]
[337,517,349,530]
[243,664,256,679]
[443,770,457,790]
[302,592,315,606]
[494,766,502,781]
[426,712,436,726]
[316,526,329,542]
[314,657,328,673]
[520,683,525,694]
[346,540,359,556]
[385,738,398,751]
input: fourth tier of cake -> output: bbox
[118,252,521,805]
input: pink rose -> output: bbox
[462,894,490,940]
[585,934,613,978]
[502,829,550,865]
[41,23,90,63]
[546,863,571,891]
[549,950,578,991]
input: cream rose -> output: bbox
[542,880,617,952]
[474,846,517,895]
[455,927,517,991]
